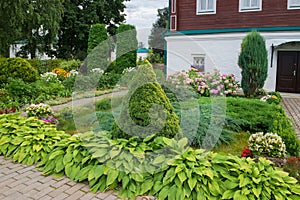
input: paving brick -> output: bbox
[48,184,71,197]
[50,192,69,200]
[65,183,85,195]
[80,193,97,200]
[64,190,85,200]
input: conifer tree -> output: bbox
[238,31,268,96]
[111,63,181,139]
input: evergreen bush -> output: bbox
[111,63,180,139]
[238,31,268,97]
[0,57,39,85]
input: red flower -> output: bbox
[241,147,253,158]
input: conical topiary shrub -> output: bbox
[111,63,181,139]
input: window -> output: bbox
[288,0,300,9]
[196,0,216,15]
[239,0,262,12]
[192,54,205,72]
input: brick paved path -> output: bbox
[0,156,121,200]
[281,93,300,139]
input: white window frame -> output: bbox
[196,0,217,15]
[288,0,300,9]
[239,0,262,12]
[171,0,176,13]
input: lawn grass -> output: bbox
[212,131,250,156]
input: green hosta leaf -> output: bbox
[94,165,104,180]
[49,150,65,160]
[234,190,247,200]
[163,167,176,184]
[11,137,24,145]
[252,177,261,184]
[140,179,154,195]
[252,186,262,198]
[222,190,235,199]
[122,175,130,189]
[76,165,92,182]
[33,144,43,152]
[178,138,188,149]
[162,137,172,146]
[168,185,177,200]
[106,169,119,186]
[223,180,239,190]
[209,180,222,196]
[0,136,10,145]
[131,173,144,183]
[69,165,81,181]
[158,185,169,200]
[63,153,73,165]
[92,149,108,159]
[187,177,197,191]
[55,155,64,173]
[153,155,166,165]
[274,192,285,200]
[239,174,251,187]
[291,185,300,195]
[178,171,187,183]
[109,148,121,159]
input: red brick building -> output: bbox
[165,0,300,92]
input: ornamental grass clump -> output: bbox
[249,132,286,158]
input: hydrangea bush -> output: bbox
[167,68,240,97]
[249,132,286,158]
[25,103,53,118]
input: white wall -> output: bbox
[9,44,52,60]
[165,31,300,91]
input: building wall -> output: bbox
[175,0,300,31]
[165,31,300,91]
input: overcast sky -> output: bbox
[124,0,168,47]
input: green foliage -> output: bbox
[97,72,121,90]
[0,115,299,199]
[87,24,108,54]
[87,24,110,71]
[238,31,268,97]
[114,24,138,74]
[15,0,64,58]
[0,114,69,165]
[111,64,181,139]
[27,58,65,74]
[59,59,82,71]
[55,0,127,60]
[0,57,38,85]
[226,97,300,156]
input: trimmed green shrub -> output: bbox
[111,63,181,139]
[238,31,268,97]
[0,57,38,85]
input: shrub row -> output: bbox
[0,114,299,199]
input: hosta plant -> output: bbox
[249,132,286,158]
